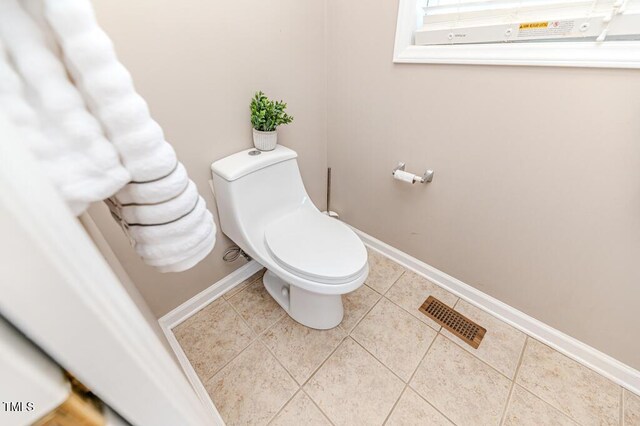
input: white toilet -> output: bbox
[211,145,368,329]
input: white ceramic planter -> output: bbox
[252,129,278,151]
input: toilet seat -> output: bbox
[264,209,368,285]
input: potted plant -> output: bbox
[250,91,293,151]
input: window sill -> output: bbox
[393,0,640,68]
[393,42,640,68]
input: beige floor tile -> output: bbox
[261,315,346,385]
[441,299,526,379]
[410,335,511,426]
[173,298,254,381]
[351,298,437,381]
[386,271,458,330]
[224,268,265,300]
[339,284,381,332]
[205,341,298,426]
[386,387,453,426]
[503,385,577,425]
[304,338,404,426]
[228,279,285,334]
[365,249,405,294]
[625,389,640,426]
[269,391,331,426]
[516,338,620,426]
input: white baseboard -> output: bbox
[159,260,263,330]
[158,260,263,425]
[160,319,226,425]
[352,227,640,395]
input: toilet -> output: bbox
[211,145,368,329]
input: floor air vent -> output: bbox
[419,296,486,349]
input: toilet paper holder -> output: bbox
[392,162,434,184]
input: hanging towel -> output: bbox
[122,197,212,244]
[42,0,216,272]
[115,163,190,206]
[41,1,176,181]
[106,196,216,271]
[0,0,130,214]
[148,231,216,274]
[115,180,198,226]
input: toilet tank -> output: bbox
[211,146,312,245]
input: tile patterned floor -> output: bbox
[173,249,639,426]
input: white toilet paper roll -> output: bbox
[393,169,416,184]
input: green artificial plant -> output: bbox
[250,91,293,132]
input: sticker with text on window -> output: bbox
[517,20,575,38]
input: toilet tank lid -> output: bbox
[211,145,297,182]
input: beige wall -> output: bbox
[326,0,640,368]
[88,0,327,317]
[88,0,640,369]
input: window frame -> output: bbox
[393,0,640,68]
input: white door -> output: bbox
[0,315,131,425]
[0,116,222,425]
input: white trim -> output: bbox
[393,0,640,68]
[352,227,640,395]
[158,259,263,424]
[0,116,217,425]
[159,327,223,424]
[159,260,263,330]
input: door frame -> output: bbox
[0,115,223,425]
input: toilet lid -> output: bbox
[264,209,368,284]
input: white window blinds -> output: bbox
[415,0,640,45]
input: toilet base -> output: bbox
[263,270,343,330]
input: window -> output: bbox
[393,0,640,67]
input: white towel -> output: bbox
[43,0,216,272]
[151,230,216,273]
[106,197,216,272]
[42,1,176,181]
[0,2,129,214]
[116,180,198,226]
[115,162,189,206]
[123,196,210,244]
[135,211,215,261]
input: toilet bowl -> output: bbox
[211,145,368,329]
